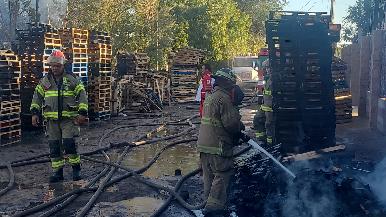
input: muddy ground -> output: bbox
[1,103,386,217]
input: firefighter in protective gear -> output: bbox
[261,59,273,145]
[197,68,243,216]
[30,50,88,183]
[199,64,213,117]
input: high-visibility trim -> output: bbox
[68,154,81,165]
[256,132,266,138]
[267,137,273,144]
[263,89,272,96]
[43,111,78,119]
[51,158,65,170]
[78,103,88,111]
[201,117,222,127]
[197,145,223,155]
[261,105,273,112]
[44,90,75,98]
[74,83,85,95]
[30,103,41,111]
[35,84,45,97]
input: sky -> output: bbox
[284,0,357,24]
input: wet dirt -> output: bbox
[1,102,386,217]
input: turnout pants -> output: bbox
[46,119,80,171]
[200,152,234,212]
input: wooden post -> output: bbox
[359,36,371,117]
[350,43,361,107]
[370,30,385,129]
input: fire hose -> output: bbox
[10,115,198,216]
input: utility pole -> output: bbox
[35,0,40,23]
[330,0,335,23]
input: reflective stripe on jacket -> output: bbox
[197,86,242,157]
[30,73,88,120]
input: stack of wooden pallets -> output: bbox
[0,50,21,146]
[169,48,205,103]
[332,57,352,124]
[88,31,112,120]
[16,23,59,128]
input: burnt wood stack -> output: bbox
[0,50,21,146]
[332,57,352,124]
[266,11,340,153]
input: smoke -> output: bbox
[34,0,67,27]
[364,157,386,206]
[264,161,338,217]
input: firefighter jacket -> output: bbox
[197,86,243,157]
[30,73,88,120]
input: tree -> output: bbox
[234,0,285,53]
[343,0,374,42]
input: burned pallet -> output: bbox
[266,11,339,153]
[0,50,21,146]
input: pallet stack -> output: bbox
[88,31,112,120]
[169,48,205,103]
[266,11,338,153]
[332,57,352,124]
[116,52,151,83]
[0,50,21,146]
[43,31,62,75]
[16,23,60,128]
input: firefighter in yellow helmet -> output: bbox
[30,50,88,182]
[197,68,244,216]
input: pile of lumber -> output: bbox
[114,53,168,113]
[332,57,352,124]
[169,48,205,103]
[0,50,21,146]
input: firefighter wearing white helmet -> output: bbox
[197,68,244,216]
[30,50,88,182]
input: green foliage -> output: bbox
[66,0,285,68]
[343,0,374,42]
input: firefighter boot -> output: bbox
[49,168,64,183]
[72,164,82,181]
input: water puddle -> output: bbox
[88,197,163,217]
[120,143,199,178]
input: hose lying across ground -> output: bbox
[8,115,199,217]
[0,163,15,197]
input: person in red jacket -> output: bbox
[200,64,213,117]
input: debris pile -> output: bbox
[169,48,205,103]
[332,57,352,124]
[0,50,21,146]
[115,52,165,113]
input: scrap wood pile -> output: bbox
[116,80,163,113]
[0,50,21,146]
[169,48,205,103]
[114,52,167,113]
[332,57,352,124]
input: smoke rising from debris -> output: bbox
[364,157,386,206]
[264,161,338,217]
[35,0,67,27]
